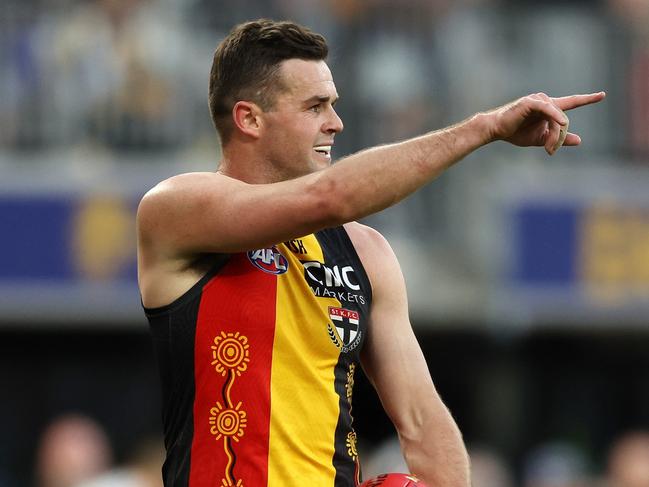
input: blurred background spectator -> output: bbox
[522,442,592,487]
[75,437,164,487]
[607,431,649,487]
[1,0,649,485]
[35,414,113,487]
[606,0,649,160]
[470,445,515,487]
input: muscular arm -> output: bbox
[348,223,469,487]
[137,92,605,258]
[138,115,484,256]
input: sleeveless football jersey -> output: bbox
[144,226,372,487]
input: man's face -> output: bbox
[258,59,344,179]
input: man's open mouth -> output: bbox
[314,145,332,157]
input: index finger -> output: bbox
[552,91,606,111]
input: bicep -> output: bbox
[357,233,442,434]
[137,171,337,256]
[361,276,439,432]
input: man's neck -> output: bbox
[217,159,283,185]
[219,143,300,185]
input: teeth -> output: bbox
[314,146,332,154]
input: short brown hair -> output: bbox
[208,19,329,144]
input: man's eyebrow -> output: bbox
[303,94,339,105]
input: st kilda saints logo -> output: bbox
[327,306,362,353]
[247,246,289,275]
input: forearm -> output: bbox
[314,113,491,225]
[398,405,470,487]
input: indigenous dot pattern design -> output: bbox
[210,331,250,486]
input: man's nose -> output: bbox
[324,107,344,134]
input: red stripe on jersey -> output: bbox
[189,253,277,487]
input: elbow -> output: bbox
[306,172,356,227]
[395,401,464,453]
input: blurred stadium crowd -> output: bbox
[27,412,649,487]
[2,0,647,159]
[2,0,649,485]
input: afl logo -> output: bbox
[247,246,289,275]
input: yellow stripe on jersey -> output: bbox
[268,234,342,486]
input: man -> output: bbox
[137,19,604,487]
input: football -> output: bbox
[360,472,428,486]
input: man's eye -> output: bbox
[309,104,321,113]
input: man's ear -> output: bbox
[232,101,262,139]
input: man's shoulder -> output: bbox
[343,222,396,264]
[137,171,232,222]
[342,222,404,297]
[344,221,382,241]
[140,171,223,201]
